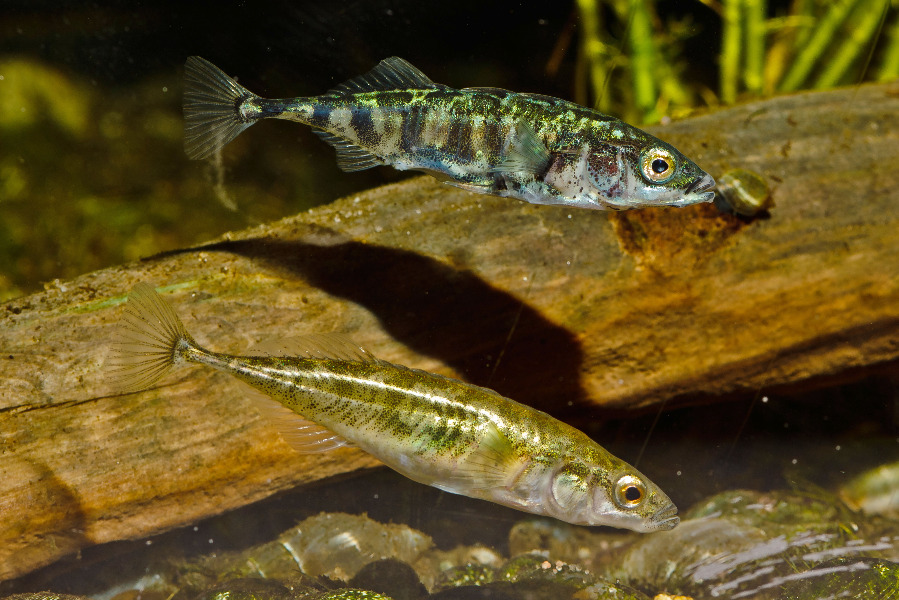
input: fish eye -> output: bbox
[613,474,646,509]
[641,148,677,183]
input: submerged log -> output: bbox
[2,82,898,580]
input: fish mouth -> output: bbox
[656,172,716,207]
[683,173,717,204]
[651,503,680,530]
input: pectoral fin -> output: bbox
[491,121,552,178]
[435,421,525,494]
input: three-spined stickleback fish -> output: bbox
[184,56,714,211]
[112,283,679,532]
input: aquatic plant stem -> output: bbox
[791,0,816,50]
[779,0,861,91]
[576,0,612,112]
[743,0,766,95]
[812,0,891,89]
[628,0,659,121]
[721,0,742,103]
[879,6,899,80]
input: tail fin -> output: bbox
[110,283,197,393]
[183,56,259,160]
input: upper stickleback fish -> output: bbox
[111,283,679,532]
[183,56,714,211]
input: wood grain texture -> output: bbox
[2,82,898,580]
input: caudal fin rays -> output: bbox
[110,282,196,393]
[183,56,258,160]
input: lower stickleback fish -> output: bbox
[111,283,679,532]
[183,56,714,211]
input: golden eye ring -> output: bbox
[614,475,646,508]
[641,148,677,183]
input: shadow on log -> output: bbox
[1,82,898,581]
[180,235,589,413]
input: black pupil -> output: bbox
[651,158,669,174]
[624,486,642,502]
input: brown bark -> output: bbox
[2,82,898,580]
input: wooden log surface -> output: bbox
[2,82,898,581]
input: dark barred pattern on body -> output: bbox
[183,55,715,211]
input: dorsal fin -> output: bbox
[249,333,377,363]
[329,57,442,95]
[461,86,513,95]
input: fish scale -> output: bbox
[111,283,680,532]
[183,55,715,211]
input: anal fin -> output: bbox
[312,129,384,172]
[245,386,353,454]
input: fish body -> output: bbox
[184,56,714,211]
[112,283,679,532]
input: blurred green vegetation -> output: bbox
[0,58,383,301]
[571,0,898,123]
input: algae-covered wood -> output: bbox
[2,83,898,581]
